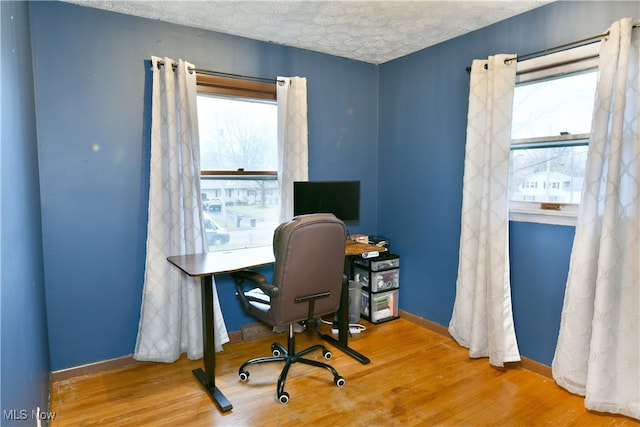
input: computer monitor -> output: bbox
[293,180,360,223]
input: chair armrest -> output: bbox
[231,270,279,297]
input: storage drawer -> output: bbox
[352,252,399,271]
[353,267,399,292]
[361,289,399,324]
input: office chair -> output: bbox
[231,213,347,404]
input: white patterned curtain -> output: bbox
[277,76,309,222]
[134,56,229,363]
[449,55,521,367]
[552,18,639,420]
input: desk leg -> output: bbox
[322,278,370,364]
[193,275,233,412]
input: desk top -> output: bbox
[345,240,387,257]
[167,246,275,277]
[168,240,386,277]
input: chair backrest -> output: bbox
[269,213,346,326]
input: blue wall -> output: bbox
[378,1,639,365]
[28,1,378,371]
[1,1,50,423]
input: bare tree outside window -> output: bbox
[199,96,277,171]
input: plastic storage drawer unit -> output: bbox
[353,252,400,324]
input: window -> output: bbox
[509,43,600,225]
[197,74,279,251]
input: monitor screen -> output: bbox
[293,181,360,222]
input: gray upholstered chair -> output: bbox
[231,213,347,404]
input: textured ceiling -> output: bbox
[62,0,552,64]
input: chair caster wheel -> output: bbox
[239,370,249,382]
[335,376,346,387]
[323,349,333,360]
[271,344,281,357]
[278,392,289,404]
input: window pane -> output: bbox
[509,145,588,203]
[510,68,597,208]
[512,70,597,139]
[198,94,277,171]
[201,177,280,251]
[197,93,279,252]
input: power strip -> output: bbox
[331,327,362,334]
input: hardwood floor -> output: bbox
[50,318,638,426]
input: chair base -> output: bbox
[238,325,345,403]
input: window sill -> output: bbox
[509,202,577,226]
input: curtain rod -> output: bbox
[465,22,638,72]
[155,60,284,84]
[190,67,285,84]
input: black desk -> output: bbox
[167,241,379,410]
[167,246,274,412]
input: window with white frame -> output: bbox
[196,74,279,251]
[509,43,600,225]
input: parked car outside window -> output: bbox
[204,214,230,246]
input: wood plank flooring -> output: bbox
[50,318,639,426]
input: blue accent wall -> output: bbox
[1,0,50,422]
[378,1,639,365]
[16,0,639,376]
